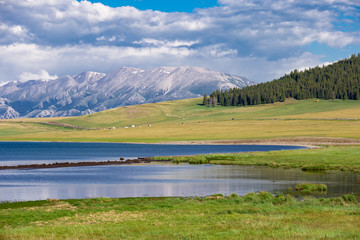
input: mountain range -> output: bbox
[0,66,253,119]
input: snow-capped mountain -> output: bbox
[0,66,254,119]
[0,98,20,119]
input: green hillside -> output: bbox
[1,97,360,143]
[208,54,360,107]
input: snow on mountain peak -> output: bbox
[0,66,254,119]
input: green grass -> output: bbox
[1,98,360,142]
[54,98,360,127]
[1,194,360,240]
[1,98,360,239]
[295,183,328,193]
[152,145,360,173]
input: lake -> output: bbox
[0,165,359,202]
[0,141,305,166]
[0,142,358,202]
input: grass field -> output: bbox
[1,98,360,142]
[1,193,359,240]
[2,98,360,173]
[153,145,360,173]
[1,98,360,239]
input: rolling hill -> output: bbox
[208,54,360,107]
[1,97,360,143]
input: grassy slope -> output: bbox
[2,98,360,172]
[1,194,359,240]
[2,97,360,173]
[1,99,360,239]
[1,98,360,142]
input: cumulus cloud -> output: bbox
[133,39,200,47]
[0,42,326,83]
[0,0,359,82]
[19,69,58,82]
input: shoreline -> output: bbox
[1,137,359,148]
[155,136,360,148]
[1,137,360,171]
[0,158,171,170]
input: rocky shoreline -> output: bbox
[0,158,172,170]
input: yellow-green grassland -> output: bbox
[1,97,360,143]
[1,98,360,240]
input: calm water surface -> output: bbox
[0,142,358,202]
[0,141,305,166]
[0,165,359,202]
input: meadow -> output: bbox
[1,98,360,239]
[152,145,360,173]
[2,97,360,173]
[1,98,360,142]
[1,193,359,240]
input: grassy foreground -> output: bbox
[1,193,360,240]
[1,98,360,142]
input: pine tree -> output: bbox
[203,94,209,106]
[206,53,360,107]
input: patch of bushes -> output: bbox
[244,192,274,203]
[205,155,236,161]
[171,155,209,164]
[273,193,287,204]
[229,193,239,199]
[319,197,345,205]
[342,194,358,203]
[301,165,327,172]
[295,183,327,194]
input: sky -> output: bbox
[0,0,359,84]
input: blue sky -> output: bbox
[0,0,359,83]
[87,0,219,12]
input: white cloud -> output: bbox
[0,0,359,83]
[316,31,357,47]
[19,69,58,82]
[0,42,326,83]
[134,38,199,47]
[0,24,32,44]
[0,43,195,81]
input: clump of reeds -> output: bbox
[295,183,327,194]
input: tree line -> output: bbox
[204,53,360,107]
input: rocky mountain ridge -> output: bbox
[0,66,254,119]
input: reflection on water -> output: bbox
[0,165,359,201]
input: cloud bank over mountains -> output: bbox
[0,0,359,83]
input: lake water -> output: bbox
[0,165,359,202]
[0,142,305,166]
[0,142,358,202]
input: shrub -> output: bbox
[243,192,274,203]
[210,193,224,197]
[273,193,286,204]
[320,197,345,206]
[243,192,259,203]
[188,155,209,164]
[342,194,357,203]
[301,165,327,172]
[295,183,327,193]
[258,191,274,202]
[229,193,239,199]
[193,196,202,201]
